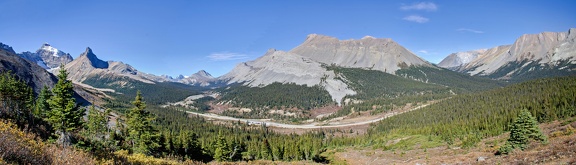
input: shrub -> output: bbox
[498,109,548,154]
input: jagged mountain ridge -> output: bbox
[63,47,158,84]
[17,43,73,70]
[290,34,432,74]
[442,28,576,80]
[0,42,57,94]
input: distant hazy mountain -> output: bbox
[437,49,486,69]
[17,43,73,70]
[448,28,576,81]
[290,34,431,74]
[0,42,57,93]
[177,70,216,86]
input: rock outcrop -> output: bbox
[290,34,431,74]
[221,49,355,103]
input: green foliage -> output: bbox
[34,86,52,119]
[0,71,35,127]
[213,130,230,161]
[150,105,327,162]
[82,75,203,107]
[498,109,547,154]
[85,105,109,140]
[395,66,505,93]
[126,91,160,155]
[325,93,450,120]
[362,76,575,148]
[46,65,84,145]
[326,65,452,100]
[219,82,334,111]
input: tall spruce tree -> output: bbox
[86,105,109,140]
[34,86,52,119]
[126,90,159,154]
[498,109,548,154]
[46,65,84,146]
[213,130,230,161]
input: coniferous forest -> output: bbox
[1,66,575,164]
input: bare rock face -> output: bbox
[220,49,355,103]
[438,49,486,69]
[178,70,216,86]
[64,47,155,84]
[289,34,431,74]
[0,42,57,94]
[457,28,576,78]
[18,43,73,70]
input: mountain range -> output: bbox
[439,28,576,81]
[1,28,575,108]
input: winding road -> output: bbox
[184,103,432,129]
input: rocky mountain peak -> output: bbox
[14,43,73,70]
[290,34,431,74]
[79,47,108,69]
[438,49,487,69]
[194,70,212,78]
[0,42,16,54]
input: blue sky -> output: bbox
[1,0,575,77]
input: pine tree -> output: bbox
[498,109,548,154]
[34,86,52,118]
[213,130,230,161]
[46,65,84,146]
[126,90,159,154]
[86,105,108,140]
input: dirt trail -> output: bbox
[184,103,431,129]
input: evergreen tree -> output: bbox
[86,105,108,140]
[498,109,548,154]
[46,65,84,146]
[213,130,229,161]
[34,86,52,119]
[126,90,159,154]
[260,139,272,160]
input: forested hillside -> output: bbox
[396,66,505,92]
[0,70,330,164]
[328,76,576,149]
[327,65,452,100]
[83,75,204,110]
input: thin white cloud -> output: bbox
[457,28,485,34]
[207,52,249,61]
[418,50,429,54]
[403,15,429,23]
[400,2,438,11]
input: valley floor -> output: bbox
[184,100,434,132]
